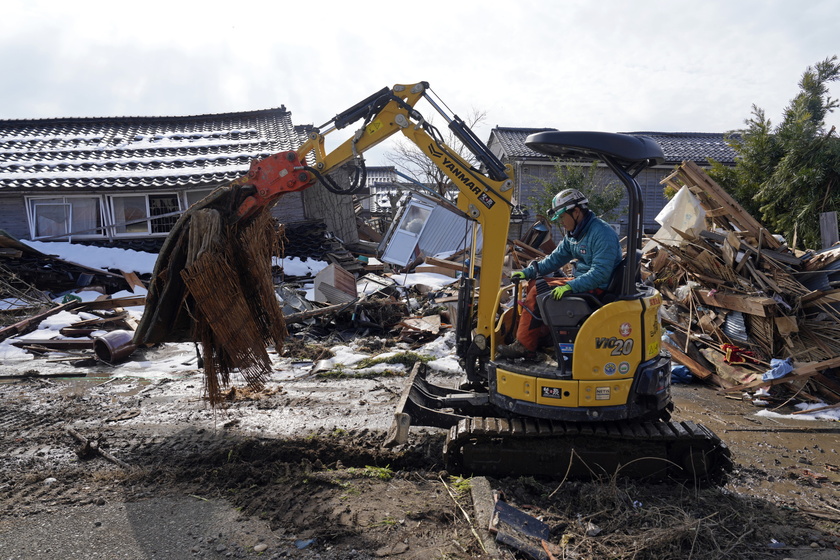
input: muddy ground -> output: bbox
[1,347,840,560]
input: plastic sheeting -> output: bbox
[643,186,706,251]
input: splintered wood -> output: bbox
[652,161,840,404]
[134,185,287,406]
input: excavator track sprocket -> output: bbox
[444,416,733,485]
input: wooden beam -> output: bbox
[663,340,713,379]
[801,289,840,308]
[424,256,480,271]
[679,161,782,250]
[720,356,840,393]
[695,289,777,317]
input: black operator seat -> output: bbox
[525,131,665,173]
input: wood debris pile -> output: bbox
[0,294,146,373]
[645,161,840,406]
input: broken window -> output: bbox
[399,205,432,234]
[27,196,103,240]
[149,194,179,233]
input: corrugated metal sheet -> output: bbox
[418,203,476,259]
[723,311,750,344]
[378,193,479,266]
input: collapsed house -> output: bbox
[645,161,840,406]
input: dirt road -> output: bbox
[1,366,839,559]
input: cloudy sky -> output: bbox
[2,0,838,164]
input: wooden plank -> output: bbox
[695,289,777,317]
[663,340,713,379]
[802,289,840,308]
[120,270,146,291]
[424,256,481,272]
[704,207,731,219]
[78,296,147,310]
[11,338,94,350]
[803,246,840,271]
[820,211,839,249]
[813,373,840,403]
[679,161,783,250]
[700,230,801,266]
[511,239,548,260]
[722,232,738,269]
[0,301,81,343]
[720,356,840,393]
[413,264,457,278]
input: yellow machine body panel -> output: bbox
[577,378,634,407]
[493,288,665,410]
[572,297,645,381]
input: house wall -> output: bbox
[269,191,305,225]
[0,195,28,238]
[515,161,672,238]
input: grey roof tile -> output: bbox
[0,108,307,191]
[490,127,739,165]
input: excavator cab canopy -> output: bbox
[524,131,664,175]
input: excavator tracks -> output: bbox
[444,416,733,485]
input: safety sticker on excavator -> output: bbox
[542,387,563,399]
[596,387,611,400]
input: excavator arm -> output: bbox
[229,82,515,379]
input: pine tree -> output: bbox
[527,160,624,223]
[709,56,840,250]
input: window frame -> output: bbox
[25,195,106,240]
[107,192,182,237]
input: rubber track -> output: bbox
[444,417,733,484]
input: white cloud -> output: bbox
[2,0,838,164]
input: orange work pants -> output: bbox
[515,278,569,352]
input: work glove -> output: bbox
[511,271,526,280]
[551,284,572,300]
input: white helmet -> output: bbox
[549,189,588,222]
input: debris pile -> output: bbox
[0,295,145,373]
[646,161,840,406]
[0,232,135,304]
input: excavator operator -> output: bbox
[498,188,623,360]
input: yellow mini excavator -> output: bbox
[135,82,732,483]
[390,130,732,483]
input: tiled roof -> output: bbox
[489,127,556,159]
[490,127,739,165]
[0,108,307,191]
[629,132,739,165]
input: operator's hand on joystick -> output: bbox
[511,271,526,280]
